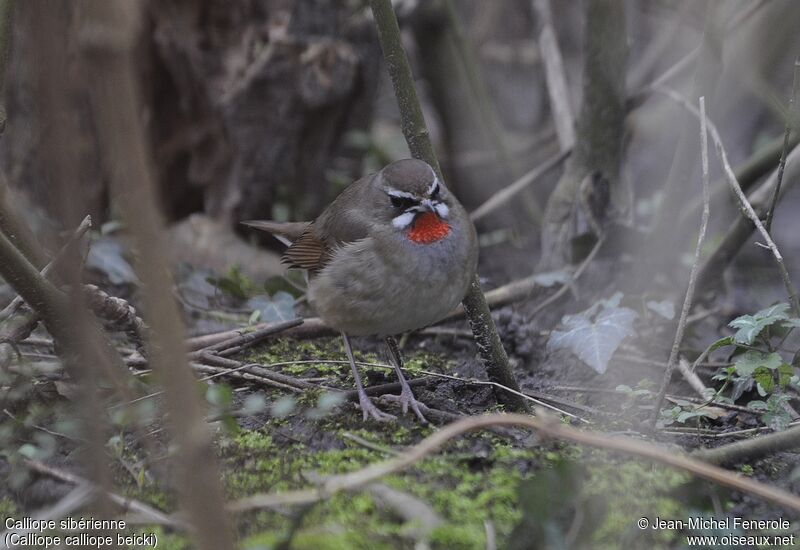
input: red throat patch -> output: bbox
[407,212,450,244]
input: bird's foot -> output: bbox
[357,392,396,422]
[399,385,428,424]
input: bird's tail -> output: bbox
[241,220,310,247]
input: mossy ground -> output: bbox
[104,338,719,550]
[7,338,783,549]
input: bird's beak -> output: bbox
[420,199,437,214]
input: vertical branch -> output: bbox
[29,0,125,504]
[649,96,712,428]
[0,0,13,133]
[368,0,528,412]
[441,0,541,220]
[80,3,234,549]
[532,0,575,151]
[538,0,627,268]
[0,1,47,270]
[764,57,800,233]
[0,176,48,269]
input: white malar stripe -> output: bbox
[392,211,416,228]
[434,202,449,218]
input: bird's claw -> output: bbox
[358,394,396,422]
[399,386,428,424]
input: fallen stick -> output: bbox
[22,458,179,527]
[693,424,800,466]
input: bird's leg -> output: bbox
[385,336,428,423]
[341,331,395,422]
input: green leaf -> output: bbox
[753,367,775,394]
[778,363,794,388]
[728,303,790,344]
[676,411,699,423]
[17,444,39,459]
[734,351,782,377]
[782,318,800,329]
[747,400,768,411]
[763,395,792,431]
[707,336,734,353]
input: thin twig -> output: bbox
[692,423,800,465]
[192,363,306,394]
[630,0,766,101]
[765,57,800,232]
[532,0,575,150]
[441,0,537,219]
[469,150,569,222]
[0,486,94,545]
[22,458,180,527]
[228,413,800,513]
[696,142,800,294]
[83,283,147,343]
[676,358,711,400]
[0,215,91,321]
[341,432,400,456]
[188,318,303,359]
[649,95,712,427]
[657,86,800,316]
[551,385,760,416]
[527,235,604,319]
[82,3,234,546]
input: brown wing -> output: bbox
[285,174,375,270]
[282,223,332,271]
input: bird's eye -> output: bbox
[430,184,440,199]
[390,195,416,209]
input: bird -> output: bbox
[243,158,478,422]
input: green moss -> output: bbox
[429,524,485,550]
[242,524,383,550]
[216,424,554,547]
[584,456,690,546]
[245,338,345,369]
[136,527,192,550]
[0,497,17,519]
[244,338,452,380]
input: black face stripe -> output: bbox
[390,195,418,209]
[429,181,440,199]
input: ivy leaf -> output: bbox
[547,297,638,374]
[532,270,572,288]
[245,291,297,323]
[646,300,675,320]
[728,303,790,345]
[86,238,139,285]
[733,351,782,377]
